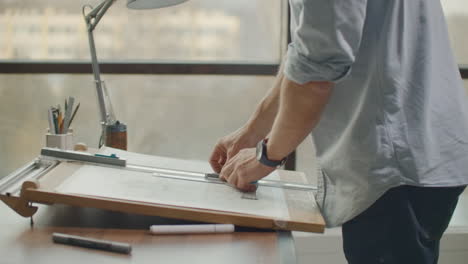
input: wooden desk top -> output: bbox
[0,203,297,264]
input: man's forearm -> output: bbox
[243,66,284,140]
[266,78,334,160]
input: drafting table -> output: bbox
[0,147,324,232]
[0,147,324,263]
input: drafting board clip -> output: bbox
[0,158,59,218]
[0,180,39,217]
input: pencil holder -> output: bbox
[105,121,127,150]
[46,130,74,150]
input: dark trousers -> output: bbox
[342,185,466,264]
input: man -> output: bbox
[209,0,468,263]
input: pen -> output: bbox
[52,232,132,254]
[149,224,235,235]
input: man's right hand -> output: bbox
[209,127,260,173]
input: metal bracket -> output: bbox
[0,158,57,196]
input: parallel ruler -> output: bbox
[40,148,317,192]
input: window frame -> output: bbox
[0,60,279,75]
[0,0,290,76]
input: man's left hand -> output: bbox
[219,148,275,192]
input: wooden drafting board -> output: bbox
[0,147,325,233]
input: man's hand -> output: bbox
[209,65,284,174]
[209,128,260,173]
[219,148,275,192]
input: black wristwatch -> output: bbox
[256,139,287,168]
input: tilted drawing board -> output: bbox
[0,147,325,233]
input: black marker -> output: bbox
[52,232,132,254]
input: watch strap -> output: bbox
[257,139,287,168]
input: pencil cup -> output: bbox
[105,121,127,150]
[46,130,74,150]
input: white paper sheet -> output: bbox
[55,148,290,220]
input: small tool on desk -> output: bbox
[241,191,258,200]
[52,233,132,254]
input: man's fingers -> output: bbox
[234,167,256,192]
[246,184,258,192]
[226,169,238,188]
[218,155,226,167]
[238,182,257,193]
[209,157,222,173]
[226,145,240,161]
[219,148,266,193]
[219,157,235,181]
[209,146,226,173]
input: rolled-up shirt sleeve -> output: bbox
[285,0,368,84]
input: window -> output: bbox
[0,0,286,63]
[0,0,287,178]
[441,0,468,65]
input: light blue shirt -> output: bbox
[285,0,468,227]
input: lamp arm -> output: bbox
[83,0,116,126]
[85,0,116,31]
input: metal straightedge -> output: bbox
[41,148,126,167]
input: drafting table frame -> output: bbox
[0,149,325,233]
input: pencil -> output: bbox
[58,111,63,134]
[68,102,80,129]
[48,107,56,135]
[53,110,59,134]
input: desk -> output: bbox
[0,203,297,264]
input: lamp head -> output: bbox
[127,0,188,9]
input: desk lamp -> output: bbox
[83,0,188,149]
